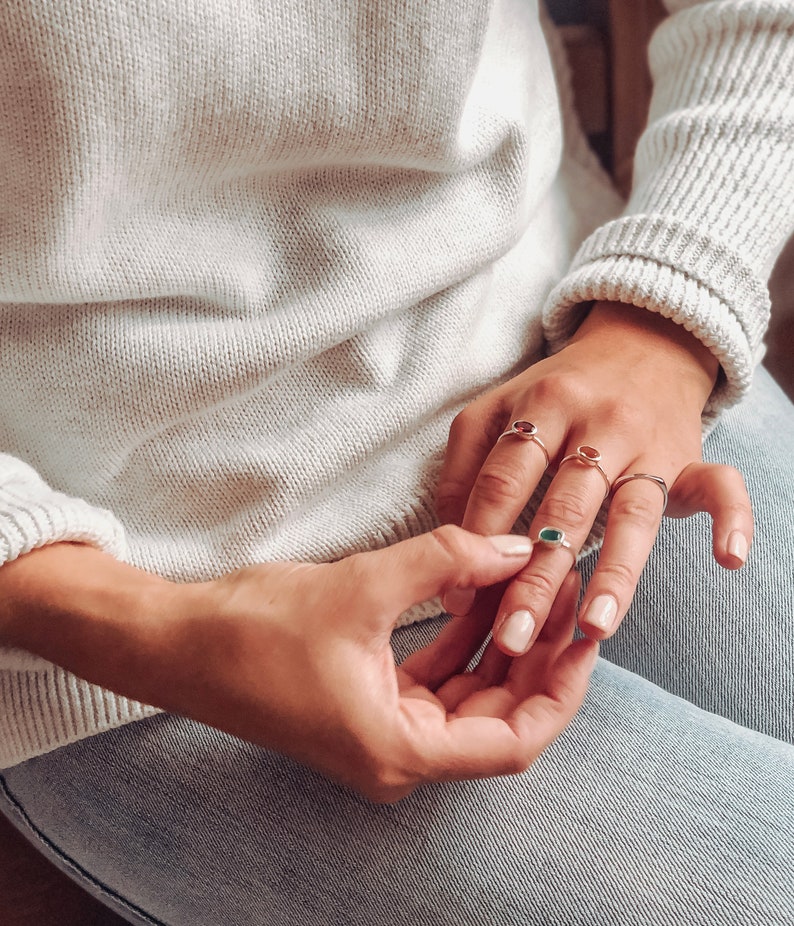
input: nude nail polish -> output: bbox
[583,595,618,633]
[498,610,536,654]
[727,531,748,565]
[488,535,533,557]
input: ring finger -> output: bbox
[577,466,671,638]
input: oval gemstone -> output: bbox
[579,445,600,461]
[539,527,563,544]
[513,420,537,435]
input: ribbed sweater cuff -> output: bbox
[0,456,127,566]
[0,664,159,768]
[543,214,769,426]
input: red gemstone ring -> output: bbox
[497,420,550,469]
[558,445,611,499]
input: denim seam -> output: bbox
[0,771,165,926]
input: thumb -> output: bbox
[668,462,754,569]
[346,525,533,622]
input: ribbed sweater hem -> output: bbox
[0,666,159,768]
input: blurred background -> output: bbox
[549,0,794,400]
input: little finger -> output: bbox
[668,461,753,568]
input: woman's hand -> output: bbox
[435,301,753,661]
[0,530,597,802]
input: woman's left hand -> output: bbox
[434,301,754,664]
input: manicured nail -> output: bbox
[498,610,536,654]
[443,587,476,615]
[488,535,533,557]
[727,530,748,565]
[582,595,618,633]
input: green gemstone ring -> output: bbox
[536,526,575,558]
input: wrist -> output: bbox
[0,542,183,703]
[574,301,719,407]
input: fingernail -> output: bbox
[727,530,748,565]
[443,587,476,615]
[488,535,533,557]
[498,610,536,654]
[582,595,618,633]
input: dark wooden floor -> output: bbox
[0,811,127,926]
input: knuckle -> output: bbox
[597,395,642,432]
[512,565,559,601]
[448,407,474,436]
[429,524,468,563]
[540,490,591,527]
[609,493,662,529]
[721,499,752,519]
[531,372,584,408]
[474,462,528,507]
[596,558,637,590]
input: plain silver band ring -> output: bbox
[497,420,550,470]
[611,473,669,514]
[558,445,611,499]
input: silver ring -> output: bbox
[535,526,576,560]
[611,473,669,514]
[558,445,611,499]
[496,420,550,469]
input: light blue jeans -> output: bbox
[1,367,793,926]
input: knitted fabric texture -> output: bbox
[0,0,792,766]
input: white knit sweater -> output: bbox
[0,0,792,768]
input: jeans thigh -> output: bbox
[581,366,794,742]
[1,650,793,926]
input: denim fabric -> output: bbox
[1,367,792,926]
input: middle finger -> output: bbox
[493,442,625,655]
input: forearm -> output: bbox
[0,543,179,705]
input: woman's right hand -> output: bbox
[0,528,597,802]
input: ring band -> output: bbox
[497,420,550,469]
[558,445,611,499]
[611,473,669,514]
[535,526,576,560]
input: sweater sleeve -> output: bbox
[543,0,794,428]
[0,453,127,566]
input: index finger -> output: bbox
[435,404,504,527]
[459,420,555,536]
